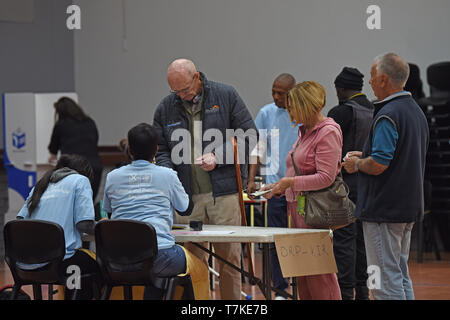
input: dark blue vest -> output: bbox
[355,94,429,223]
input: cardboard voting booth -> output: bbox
[2,92,78,224]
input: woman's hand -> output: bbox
[263,177,294,199]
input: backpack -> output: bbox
[0,285,31,300]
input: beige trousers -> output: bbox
[176,192,242,300]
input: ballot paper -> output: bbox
[250,189,272,197]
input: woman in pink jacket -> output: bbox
[262,81,343,300]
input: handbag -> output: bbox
[290,145,356,230]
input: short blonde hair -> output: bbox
[287,81,326,127]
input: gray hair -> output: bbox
[374,53,410,87]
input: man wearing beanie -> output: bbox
[327,66,374,300]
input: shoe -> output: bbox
[275,295,287,300]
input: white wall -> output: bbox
[73,0,450,145]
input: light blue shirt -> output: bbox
[17,174,94,261]
[371,118,399,166]
[102,160,189,249]
[254,103,299,184]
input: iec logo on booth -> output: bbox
[12,128,26,150]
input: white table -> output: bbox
[171,224,331,300]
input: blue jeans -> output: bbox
[363,222,415,300]
[143,244,186,300]
[267,196,289,295]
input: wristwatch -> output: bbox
[355,159,361,172]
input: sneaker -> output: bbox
[275,295,287,300]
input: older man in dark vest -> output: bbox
[343,53,429,300]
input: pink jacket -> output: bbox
[285,117,343,203]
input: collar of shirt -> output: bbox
[131,159,153,167]
[374,91,411,105]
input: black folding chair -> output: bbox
[4,220,81,300]
[95,219,194,300]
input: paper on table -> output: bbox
[171,230,235,235]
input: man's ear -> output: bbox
[152,145,158,163]
[127,145,134,161]
[380,74,389,88]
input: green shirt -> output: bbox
[182,91,212,195]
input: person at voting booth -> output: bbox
[16,154,102,300]
[261,81,342,300]
[48,97,103,201]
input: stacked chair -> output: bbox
[416,61,450,261]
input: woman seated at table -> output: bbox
[17,154,102,300]
[102,123,193,299]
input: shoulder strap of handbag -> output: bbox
[289,127,343,179]
[290,139,301,176]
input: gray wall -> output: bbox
[40,0,450,146]
[0,0,75,149]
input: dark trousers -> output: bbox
[60,249,102,300]
[267,196,289,295]
[333,220,369,299]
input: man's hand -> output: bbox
[343,151,362,162]
[343,156,359,174]
[247,179,257,200]
[195,153,217,172]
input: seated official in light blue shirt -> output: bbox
[16,154,101,300]
[103,159,189,249]
[102,123,193,300]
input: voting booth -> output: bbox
[2,92,78,224]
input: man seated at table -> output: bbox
[102,123,195,299]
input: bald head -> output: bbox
[274,73,296,87]
[167,59,201,101]
[272,73,296,109]
[167,59,197,79]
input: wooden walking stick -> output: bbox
[232,137,256,282]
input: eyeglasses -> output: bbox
[170,74,196,95]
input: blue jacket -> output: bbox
[153,72,257,199]
[355,94,429,223]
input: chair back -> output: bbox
[95,219,158,285]
[405,63,425,101]
[3,220,66,284]
[427,62,450,95]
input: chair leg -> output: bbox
[181,277,195,300]
[166,276,195,300]
[10,284,22,300]
[32,284,42,300]
[430,215,442,260]
[48,284,53,300]
[123,286,133,300]
[417,218,424,263]
[101,286,112,300]
[165,278,177,300]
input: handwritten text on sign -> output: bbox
[274,231,337,277]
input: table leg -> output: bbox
[262,243,272,300]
